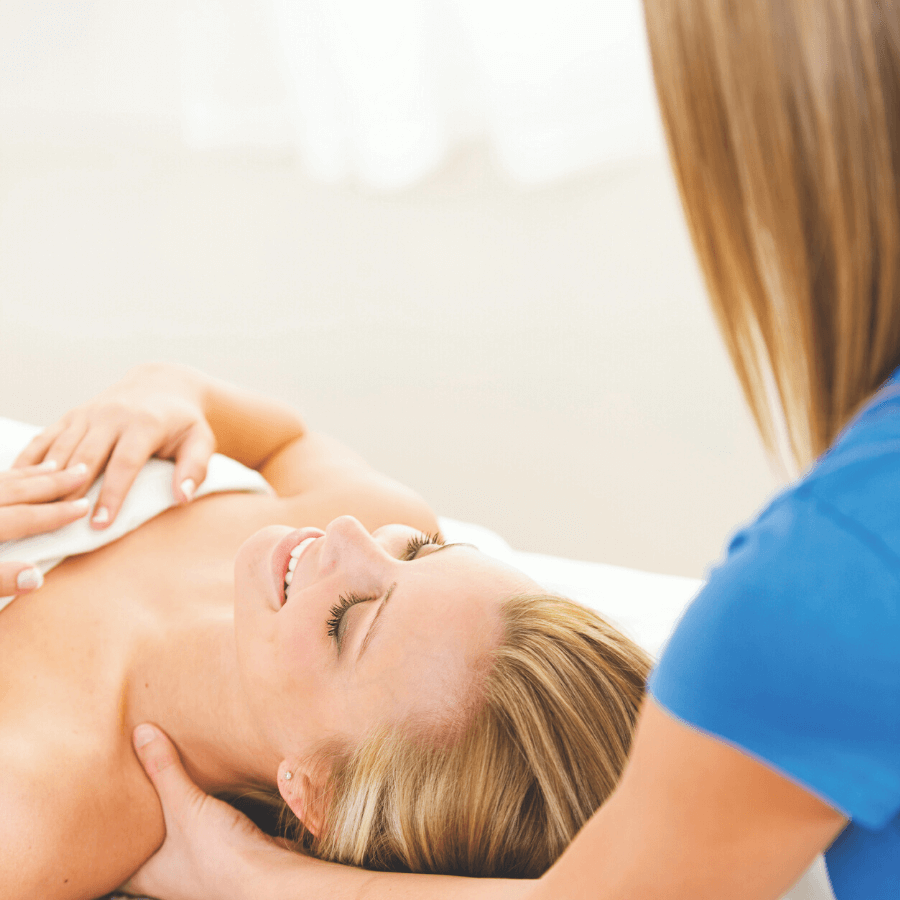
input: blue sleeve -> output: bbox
[649,495,900,829]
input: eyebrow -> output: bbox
[427,541,477,556]
[357,582,396,660]
[356,542,476,661]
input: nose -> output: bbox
[317,515,391,580]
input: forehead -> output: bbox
[347,547,536,724]
[399,545,535,637]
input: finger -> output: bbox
[132,724,206,821]
[0,464,89,506]
[42,419,90,471]
[172,424,215,503]
[0,563,43,597]
[11,421,68,468]
[91,429,158,529]
[0,460,60,481]
[63,424,120,501]
[0,498,90,541]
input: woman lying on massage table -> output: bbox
[0,362,649,900]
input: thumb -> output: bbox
[172,423,215,504]
[133,724,203,818]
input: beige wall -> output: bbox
[0,138,781,578]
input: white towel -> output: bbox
[0,417,273,612]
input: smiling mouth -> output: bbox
[283,536,318,603]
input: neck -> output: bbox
[123,610,280,795]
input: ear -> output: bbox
[277,760,328,838]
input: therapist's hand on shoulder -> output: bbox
[122,724,293,900]
[0,460,91,596]
[12,362,216,531]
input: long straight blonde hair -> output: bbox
[290,592,651,878]
[643,0,900,466]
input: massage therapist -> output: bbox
[12,1,900,898]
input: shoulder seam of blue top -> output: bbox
[792,486,900,592]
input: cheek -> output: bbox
[272,621,371,748]
[271,605,334,703]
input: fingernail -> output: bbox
[72,498,90,513]
[180,478,195,502]
[133,724,157,749]
[37,459,58,472]
[16,568,43,591]
[91,505,109,524]
[68,463,88,476]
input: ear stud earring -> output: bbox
[284,770,293,780]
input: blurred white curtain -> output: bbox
[180,0,665,189]
[0,0,665,190]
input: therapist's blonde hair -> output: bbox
[643,0,900,467]
[292,592,651,877]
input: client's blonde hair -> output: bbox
[290,592,651,878]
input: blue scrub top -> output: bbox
[649,369,900,899]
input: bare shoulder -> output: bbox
[0,731,164,900]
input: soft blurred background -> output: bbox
[0,0,781,578]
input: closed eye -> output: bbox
[401,531,445,561]
[328,531,448,652]
[326,592,374,648]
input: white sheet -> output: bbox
[439,516,699,659]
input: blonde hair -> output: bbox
[286,592,650,877]
[643,0,900,466]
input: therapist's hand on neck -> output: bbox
[125,723,529,900]
[122,724,290,900]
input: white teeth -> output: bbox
[284,536,318,603]
[290,537,316,558]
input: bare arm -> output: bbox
[194,364,439,533]
[525,698,846,900]
[12,361,308,513]
[13,361,437,535]
[195,365,439,533]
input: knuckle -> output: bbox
[113,448,146,470]
[97,492,122,515]
[7,505,39,533]
[102,401,131,423]
[129,406,162,428]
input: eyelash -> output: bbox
[325,592,370,642]
[403,530,444,561]
[325,530,445,642]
